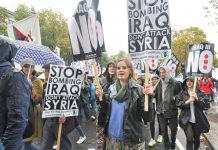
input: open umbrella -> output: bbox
[13,40,64,65]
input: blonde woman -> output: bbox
[96,58,152,150]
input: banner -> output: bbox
[42,65,83,118]
[160,53,180,75]
[133,58,158,75]
[186,43,214,77]
[71,59,102,77]
[68,0,105,61]
[127,0,171,60]
[7,14,41,44]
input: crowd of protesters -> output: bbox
[0,37,215,150]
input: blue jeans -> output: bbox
[79,104,90,120]
[89,97,96,117]
[41,118,72,150]
[76,125,85,137]
[0,140,4,150]
[22,141,40,150]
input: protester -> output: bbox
[96,62,116,150]
[95,58,153,150]
[154,66,182,150]
[198,76,216,102]
[176,76,210,150]
[79,73,90,121]
[136,76,144,86]
[71,73,90,145]
[41,64,75,150]
[20,58,43,150]
[89,77,97,120]
[0,36,31,149]
[148,74,162,147]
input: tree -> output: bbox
[14,4,36,20]
[110,50,127,62]
[97,52,110,68]
[204,0,218,26]
[14,5,72,65]
[39,9,71,65]
[0,7,8,35]
[214,56,218,68]
[172,27,207,66]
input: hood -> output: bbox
[0,35,17,63]
[159,66,171,83]
[0,61,13,77]
[182,76,195,90]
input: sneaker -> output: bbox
[76,136,86,144]
[157,135,163,143]
[91,116,96,120]
[53,145,57,149]
[148,139,156,147]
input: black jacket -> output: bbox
[102,79,152,146]
[176,89,210,133]
[155,78,182,118]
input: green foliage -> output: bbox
[97,52,110,67]
[14,4,36,20]
[14,5,72,65]
[39,9,71,65]
[110,50,127,62]
[172,27,207,73]
[214,53,218,67]
[0,7,8,35]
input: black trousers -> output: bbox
[158,114,178,150]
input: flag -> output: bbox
[7,14,41,44]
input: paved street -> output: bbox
[33,117,213,150]
[32,104,216,150]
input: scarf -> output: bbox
[112,79,130,102]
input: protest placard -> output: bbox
[68,0,105,61]
[127,0,171,60]
[186,43,214,77]
[42,65,83,118]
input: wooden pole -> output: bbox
[144,59,149,111]
[56,123,63,150]
[193,77,197,92]
[92,59,103,101]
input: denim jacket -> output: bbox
[0,61,31,150]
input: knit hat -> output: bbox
[20,58,35,67]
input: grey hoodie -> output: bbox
[159,66,171,101]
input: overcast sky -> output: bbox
[1,0,218,55]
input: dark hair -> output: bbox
[32,70,37,76]
[137,77,144,86]
[103,62,116,82]
[42,63,54,71]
